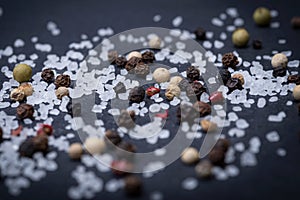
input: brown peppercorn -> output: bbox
[0,127,3,143]
[142,51,155,63]
[19,138,36,157]
[272,66,287,78]
[134,63,150,77]
[124,175,143,196]
[193,101,211,117]
[117,110,135,129]
[232,73,245,85]
[187,82,206,100]
[128,86,145,103]
[32,135,48,154]
[19,82,34,97]
[186,66,200,82]
[125,57,143,72]
[128,110,136,120]
[108,50,118,63]
[105,130,122,145]
[222,52,239,69]
[41,68,55,83]
[291,16,300,29]
[195,160,213,179]
[252,40,262,49]
[226,78,243,93]
[208,148,225,166]
[177,103,198,124]
[54,74,71,88]
[194,27,206,40]
[214,138,230,152]
[117,141,136,153]
[287,75,300,85]
[218,68,231,85]
[115,56,127,68]
[16,104,34,120]
[10,88,25,101]
[200,119,217,133]
[55,87,69,99]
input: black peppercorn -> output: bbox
[0,127,3,143]
[115,56,127,68]
[134,63,150,77]
[287,75,300,85]
[177,104,198,124]
[113,82,126,94]
[117,141,136,153]
[32,135,48,154]
[108,50,118,63]
[208,149,225,166]
[222,52,239,69]
[54,74,71,88]
[214,138,230,152]
[186,82,206,100]
[17,104,34,120]
[105,130,122,145]
[194,27,206,40]
[124,175,143,196]
[128,86,145,103]
[218,68,231,85]
[41,68,55,83]
[193,101,211,117]
[272,66,287,78]
[226,78,243,93]
[117,110,135,129]
[186,66,200,82]
[125,57,143,72]
[142,51,155,63]
[252,40,262,49]
[19,138,36,157]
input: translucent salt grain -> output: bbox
[236,119,249,129]
[240,151,257,167]
[257,98,266,108]
[225,165,239,177]
[266,131,280,142]
[269,96,278,102]
[278,39,286,44]
[203,41,212,49]
[149,104,161,113]
[233,18,244,26]
[181,177,198,190]
[211,17,224,27]
[35,43,52,52]
[287,60,299,68]
[286,101,293,106]
[270,22,280,28]
[214,40,224,49]
[234,142,245,152]
[220,32,227,40]
[105,179,123,192]
[172,16,183,27]
[14,39,25,48]
[228,128,245,138]
[153,15,162,22]
[150,191,163,200]
[232,106,242,112]
[226,7,238,18]
[212,167,228,180]
[276,148,287,157]
[228,112,238,122]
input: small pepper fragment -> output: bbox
[146,86,160,97]
[37,124,53,136]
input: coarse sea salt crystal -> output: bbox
[228,128,245,137]
[236,119,249,129]
[276,148,287,157]
[257,98,266,108]
[211,17,224,27]
[14,39,25,48]
[214,40,224,49]
[153,14,161,22]
[240,151,257,167]
[234,142,245,152]
[266,131,280,142]
[271,22,280,28]
[278,39,286,44]
[233,18,244,26]
[232,106,242,112]
[172,16,183,27]
[269,96,278,102]
[203,41,212,49]
[287,60,299,68]
[35,43,52,52]
[286,101,293,106]
[226,7,238,18]
[181,177,198,190]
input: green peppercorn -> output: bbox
[13,63,32,83]
[232,28,249,47]
[253,7,271,26]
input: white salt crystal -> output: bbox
[286,101,293,106]
[276,148,287,157]
[236,119,249,129]
[220,32,227,40]
[257,98,266,108]
[172,16,183,27]
[271,22,280,28]
[153,14,162,22]
[206,31,214,39]
[181,177,198,190]
[287,60,299,68]
[234,142,245,152]
[232,106,242,112]
[269,96,278,102]
[228,112,238,122]
[233,18,244,26]
[149,104,161,113]
[203,41,212,49]
[14,39,25,48]
[226,7,238,18]
[270,10,279,17]
[225,165,239,177]
[35,43,52,52]
[228,128,245,137]
[211,17,224,27]
[266,131,280,142]
[278,39,286,44]
[214,40,224,49]
[240,151,257,167]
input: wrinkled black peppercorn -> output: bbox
[194,27,206,40]
[32,135,48,154]
[19,135,48,157]
[134,63,150,77]
[177,104,198,124]
[124,175,143,196]
[287,75,300,85]
[222,53,239,69]
[128,86,145,103]
[218,68,231,85]
[115,56,127,68]
[193,101,211,117]
[113,82,126,94]
[214,138,230,152]
[54,74,71,88]
[105,130,122,145]
[272,66,287,78]
[252,40,262,49]
[117,110,135,129]
[226,78,243,93]
[142,51,155,63]
[41,68,54,83]
[186,82,206,100]
[16,104,34,120]
[125,57,143,72]
[186,66,200,82]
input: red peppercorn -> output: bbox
[146,87,160,97]
[37,124,53,136]
[155,110,168,119]
[209,91,224,104]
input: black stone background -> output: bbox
[0,0,300,199]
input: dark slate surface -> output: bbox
[0,0,300,199]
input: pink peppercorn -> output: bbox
[146,86,160,97]
[37,124,53,136]
[209,91,224,104]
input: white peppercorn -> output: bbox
[271,53,288,68]
[153,68,170,83]
[84,137,106,155]
[19,82,34,97]
[68,143,83,160]
[165,84,181,100]
[10,88,25,101]
[127,51,142,60]
[293,85,300,101]
[55,87,69,100]
[169,76,183,85]
[181,147,200,164]
[148,36,161,49]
